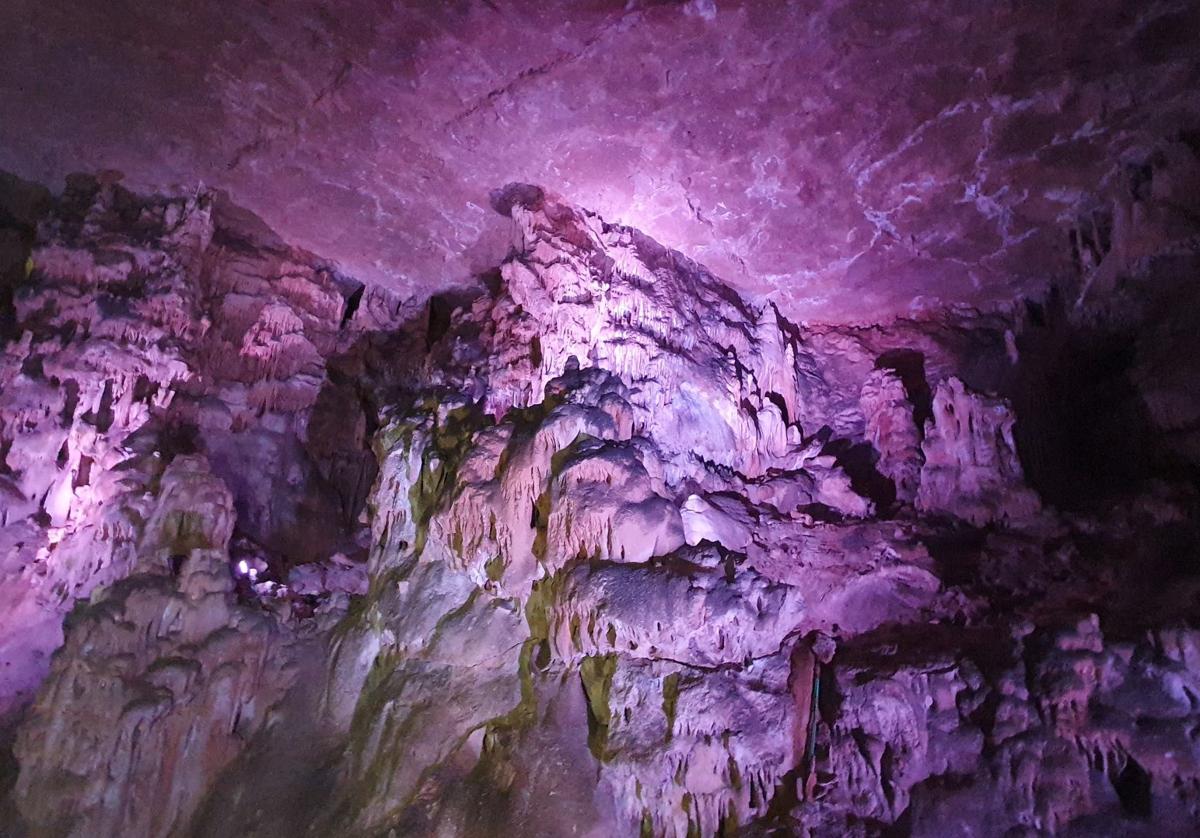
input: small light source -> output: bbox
[237,559,250,576]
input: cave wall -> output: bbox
[0,170,1197,836]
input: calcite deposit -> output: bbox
[1,154,1199,838]
[11,457,294,838]
[0,176,394,732]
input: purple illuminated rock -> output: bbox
[2,175,1199,838]
[12,457,296,838]
[860,368,923,504]
[3,1,1199,322]
[917,376,1040,525]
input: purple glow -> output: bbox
[0,5,1198,834]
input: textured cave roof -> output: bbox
[2,0,1198,322]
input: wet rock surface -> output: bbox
[0,178,1198,837]
[12,457,297,838]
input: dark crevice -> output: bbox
[1111,756,1152,818]
[426,294,458,351]
[339,282,365,329]
[823,438,897,513]
[875,348,932,431]
[1009,288,1171,508]
[764,391,790,424]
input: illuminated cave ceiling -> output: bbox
[2,0,1198,321]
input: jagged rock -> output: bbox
[305,191,973,836]
[2,177,1199,838]
[596,654,799,837]
[916,377,1041,526]
[548,546,806,668]
[450,188,842,485]
[803,619,1200,835]
[11,457,296,838]
[0,180,380,723]
[680,493,755,550]
[286,554,368,598]
[826,653,987,823]
[859,368,923,504]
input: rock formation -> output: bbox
[12,457,295,838]
[0,171,1199,837]
[915,376,1040,526]
[0,176,393,730]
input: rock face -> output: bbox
[859,368,923,504]
[0,176,394,726]
[1,178,1200,837]
[12,457,296,838]
[811,619,1200,836]
[916,376,1040,526]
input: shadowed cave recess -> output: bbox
[2,2,1200,836]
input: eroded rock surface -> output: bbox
[1,179,1199,837]
[12,457,296,838]
[0,177,401,728]
[305,189,1200,836]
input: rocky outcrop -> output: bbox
[12,457,297,838]
[302,189,1199,836]
[803,618,1200,835]
[310,189,914,835]
[859,368,923,505]
[0,183,205,723]
[0,177,395,725]
[2,180,1199,838]
[916,376,1040,526]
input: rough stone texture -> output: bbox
[12,457,297,838]
[804,619,1200,836]
[1,176,1199,838]
[300,191,1198,836]
[2,1,1199,320]
[859,368,922,504]
[0,177,397,725]
[916,376,1040,526]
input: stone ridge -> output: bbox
[312,190,1200,835]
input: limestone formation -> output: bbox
[859,368,923,505]
[12,458,296,838]
[916,377,1041,526]
[0,177,1198,838]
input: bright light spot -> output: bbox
[237,559,249,575]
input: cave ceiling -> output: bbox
[2,0,1198,321]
